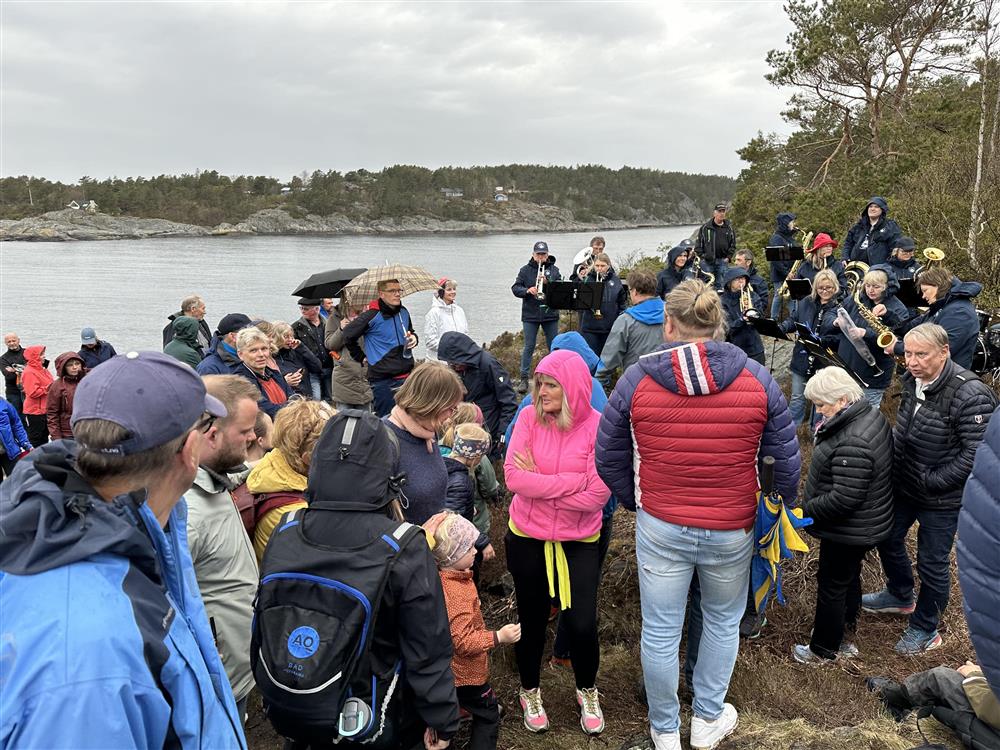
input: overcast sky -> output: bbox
[2,1,793,183]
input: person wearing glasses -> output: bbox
[0,351,246,748]
[343,278,419,417]
[780,269,843,425]
[184,375,262,724]
[834,265,909,408]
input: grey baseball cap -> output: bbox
[80,327,97,345]
[71,351,227,455]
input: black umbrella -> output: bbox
[292,268,368,299]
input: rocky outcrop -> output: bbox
[2,202,701,242]
[0,209,211,241]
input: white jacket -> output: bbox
[424,296,469,359]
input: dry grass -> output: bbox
[246,332,976,750]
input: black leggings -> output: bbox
[457,684,500,750]
[505,530,600,690]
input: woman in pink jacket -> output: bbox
[503,348,610,737]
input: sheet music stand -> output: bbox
[765,245,805,262]
[748,316,790,341]
[795,332,871,388]
[897,279,923,309]
[544,281,605,311]
[784,279,812,301]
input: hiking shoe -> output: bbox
[577,687,605,735]
[792,644,836,665]
[894,626,943,655]
[690,703,738,750]
[866,677,911,721]
[862,588,915,615]
[549,655,572,670]
[517,378,529,395]
[839,642,860,659]
[650,729,682,750]
[518,687,549,733]
[739,610,767,639]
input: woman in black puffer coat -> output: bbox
[792,366,894,665]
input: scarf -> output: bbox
[389,405,436,453]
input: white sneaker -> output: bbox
[690,703,738,750]
[651,728,682,750]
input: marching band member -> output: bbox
[795,233,848,292]
[720,267,766,365]
[577,253,628,358]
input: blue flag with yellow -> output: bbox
[752,490,813,613]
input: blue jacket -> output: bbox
[579,268,628,335]
[196,336,241,376]
[343,299,416,380]
[768,212,798,282]
[780,297,840,377]
[895,278,983,370]
[0,397,31,457]
[504,332,617,519]
[958,405,1000,696]
[77,340,117,371]
[721,267,765,358]
[836,264,910,389]
[844,197,902,266]
[511,256,561,323]
[0,442,246,749]
[796,258,847,292]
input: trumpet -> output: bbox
[779,230,813,300]
[535,264,546,302]
[741,283,760,319]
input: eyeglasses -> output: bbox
[816,286,836,291]
[382,288,402,295]
[194,413,217,434]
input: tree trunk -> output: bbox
[968,59,989,270]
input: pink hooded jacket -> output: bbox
[504,349,610,541]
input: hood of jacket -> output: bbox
[533,349,594,430]
[171,316,201,345]
[943,277,983,302]
[637,340,748,396]
[552,331,600,375]
[245,448,308,494]
[724,266,750,289]
[869,263,901,297]
[24,345,46,368]
[776,212,797,236]
[862,196,890,219]
[430,295,458,313]
[437,331,483,368]
[626,296,665,325]
[55,352,84,380]
[0,441,157,577]
[667,244,691,269]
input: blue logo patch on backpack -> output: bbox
[288,626,319,659]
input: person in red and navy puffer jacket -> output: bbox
[596,279,801,750]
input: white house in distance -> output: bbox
[280,186,292,195]
[66,199,98,212]
[493,186,508,203]
[440,187,464,198]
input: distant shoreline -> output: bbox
[0,207,697,243]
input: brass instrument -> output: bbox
[853,283,897,350]
[842,261,870,296]
[572,246,602,317]
[692,253,715,287]
[916,247,946,279]
[535,264,546,302]
[779,230,813,300]
[740,283,760,319]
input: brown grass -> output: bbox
[246,331,975,750]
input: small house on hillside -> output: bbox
[440,188,464,199]
[66,200,98,212]
[494,193,509,203]
[280,186,292,195]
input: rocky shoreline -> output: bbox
[0,204,696,242]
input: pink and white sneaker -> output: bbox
[518,687,549,733]
[576,687,605,735]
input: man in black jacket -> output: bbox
[695,204,736,291]
[1,332,27,421]
[292,298,332,401]
[437,331,518,458]
[162,295,212,355]
[864,323,998,654]
[511,241,561,394]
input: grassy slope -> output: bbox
[246,330,973,750]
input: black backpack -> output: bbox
[250,410,421,745]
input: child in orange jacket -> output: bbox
[430,513,520,750]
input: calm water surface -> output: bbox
[0,226,697,359]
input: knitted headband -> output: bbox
[431,513,479,568]
[452,423,491,461]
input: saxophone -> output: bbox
[778,230,813,300]
[853,284,897,349]
[692,254,715,287]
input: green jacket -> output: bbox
[963,670,1000,730]
[164,316,203,369]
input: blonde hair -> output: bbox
[272,320,293,350]
[236,326,271,353]
[272,398,335,476]
[663,279,724,341]
[532,373,573,431]
[804,366,863,405]
[593,252,612,267]
[253,320,280,354]
[811,269,841,300]
[394,362,464,422]
[439,402,483,447]
[862,269,889,289]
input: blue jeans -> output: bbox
[636,510,753,733]
[520,319,559,379]
[707,259,728,290]
[371,377,406,417]
[862,388,885,409]
[581,331,609,360]
[877,503,960,633]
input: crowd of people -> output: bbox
[1,200,999,750]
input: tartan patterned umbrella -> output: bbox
[341,264,438,305]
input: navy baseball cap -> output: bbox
[896,236,916,251]
[533,241,549,254]
[216,313,252,336]
[71,351,227,456]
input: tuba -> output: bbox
[842,261,870,296]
